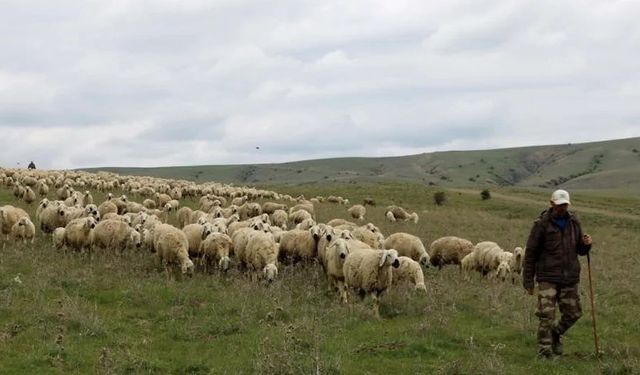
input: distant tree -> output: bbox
[434,191,447,206]
[481,189,491,200]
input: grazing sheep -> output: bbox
[385,211,396,222]
[473,241,513,280]
[244,231,279,282]
[38,204,68,233]
[429,236,474,269]
[153,224,194,276]
[238,202,262,221]
[52,228,66,249]
[352,226,385,249]
[289,203,315,218]
[392,256,427,292]
[348,205,366,220]
[0,205,30,240]
[23,187,36,205]
[324,238,351,303]
[63,217,97,252]
[278,226,322,263]
[176,206,193,228]
[270,209,288,230]
[289,209,312,225]
[383,233,430,267]
[385,205,418,223]
[344,249,400,318]
[262,202,287,215]
[98,200,118,218]
[182,223,214,256]
[363,197,376,206]
[11,217,36,244]
[92,219,141,251]
[327,218,356,228]
[295,218,316,230]
[142,199,156,209]
[198,232,233,271]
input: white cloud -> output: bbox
[0,0,638,169]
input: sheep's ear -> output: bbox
[379,250,388,267]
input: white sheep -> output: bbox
[385,211,396,222]
[278,226,322,263]
[182,223,214,256]
[92,219,142,252]
[324,238,351,303]
[38,204,68,233]
[198,232,233,271]
[352,226,385,249]
[392,256,427,292]
[262,202,287,215]
[347,204,366,220]
[383,233,430,267]
[0,205,30,240]
[11,217,36,244]
[52,228,66,249]
[98,200,118,218]
[153,224,194,276]
[176,206,193,228]
[289,209,312,225]
[270,209,288,230]
[385,205,418,223]
[244,231,279,282]
[429,236,474,269]
[343,248,400,318]
[63,217,97,252]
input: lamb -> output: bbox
[429,236,474,269]
[11,217,36,244]
[385,205,418,223]
[198,232,233,271]
[327,218,356,228]
[383,233,430,267]
[392,256,427,292]
[153,224,194,275]
[324,238,351,303]
[155,193,172,208]
[0,205,30,240]
[352,226,385,249]
[63,217,97,252]
[244,231,279,282]
[92,219,141,252]
[278,225,322,263]
[343,248,400,318]
[509,246,525,282]
[347,204,366,220]
[270,209,288,230]
[182,223,214,256]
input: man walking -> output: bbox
[523,189,593,358]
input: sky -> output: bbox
[1,0,639,169]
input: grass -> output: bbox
[1,184,639,374]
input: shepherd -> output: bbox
[27,161,36,170]
[523,189,593,358]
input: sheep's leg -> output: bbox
[338,281,348,304]
[372,292,381,319]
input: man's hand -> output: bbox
[525,288,534,296]
[583,233,593,246]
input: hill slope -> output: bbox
[85,137,640,189]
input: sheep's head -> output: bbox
[331,239,350,260]
[496,261,511,282]
[218,256,231,271]
[339,230,353,240]
[86,217,97,229]
[380,249,400,268]
[18,217,28,226]
[181,258,195,275]
[310,225,322,241]
[365,223,378,233]
[130,230,142,248]
[263,263,278,282]
[385,211,396,222]
[419,253,431,268]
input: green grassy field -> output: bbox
[1,184,639,374]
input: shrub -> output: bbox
[434,191,447,205]
[481,189,491,200]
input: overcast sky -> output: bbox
[1,0,639,169]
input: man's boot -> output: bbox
[537,346,552,359]
[551,329,563,356]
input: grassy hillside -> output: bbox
[1,184,639,373]
[84,137,640,190]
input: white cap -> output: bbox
[550,189,570,205]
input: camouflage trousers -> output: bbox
[536,282,582,352]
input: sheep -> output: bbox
[278,225,322,263]
[392,256,427,292]
[289,209,312,226]
[343,248,400,318]
[83,191,94,205]
[38,204,68,233]
[155,193,172,208]
[125,201,146,214]
[429,236,474,269]
[270,209,288,230]
[11,217,36,244]
[198,232,233,271]
[182,223,214,256]
[231,221,269,260]
[101,213,132,226]
[327,218,356,228]
[36,181,49,197]
[509,246,525,282]
[383,233,430,267]
[385,211,396,222]
[324,238,351,303]
[92,219,141,252]
[23,186,36,205]
[244,231,279,282]
[238,202,262,221]
[473,241,513,280]
[347,204,366,220]
[52,228,66,249]
[35,198,50,219]
[98,200,118,218]
[63,217,97,252]
[176,206,193,228]
[363,197,376,206]
[289,202,315,217]
[385,205,418,223]
[0,205,30,240]
[295,218,316,230]
[262,202,287,215]
[352,226,385,249]
[153,224,194,276]
[142,199,156,209]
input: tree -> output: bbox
[433,191,447,206]
[481,189,491,200]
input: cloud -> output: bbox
[0,0,638,169]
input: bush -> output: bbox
[481,189,491,200]
[433,191,447,205]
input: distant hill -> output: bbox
[84,137,640,190]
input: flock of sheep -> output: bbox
[0,168,523,318]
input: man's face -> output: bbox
[552,203,569,216]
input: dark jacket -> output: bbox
[523,208,591,289]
